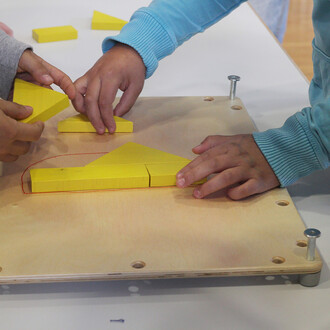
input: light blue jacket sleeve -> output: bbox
[102,0,246,78]
[102,0,329,187]
[253,0,329,186]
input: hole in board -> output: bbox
[203,96,214,102]
[231,105,242,110]
[296,240,307,247]
[276,200,289,206]
[131,261,146,269]
[265,275,275,281]
[272,256,285,264]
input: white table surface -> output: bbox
[1,1,329,329]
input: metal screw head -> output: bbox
[228,75,241,82]
[304,228,321,239]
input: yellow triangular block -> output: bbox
[91,10,128,30]
[87,142,190,167]
[57,114,133,133]
[13,79,70,124]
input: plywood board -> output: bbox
[0,97,322,283]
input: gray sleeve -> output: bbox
[0,30,31,100]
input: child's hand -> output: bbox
[176,134,280,200]
[0,99,44,162]
[17,50,76,100]
[0,22,13,36]
[72,43,145,134]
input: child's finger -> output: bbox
[19,50,53,85]
[192,135,226,154]
[84,79,105,134]
[114,83,144,118]
[5,140,31,156]
[15,121,44,142]
[72,76,88,114]
[43,60,76,99]
[0,99,32,120]
[193,167,248,199]
[0,22,13,36]
[98,78,119,133]
[226,179,260,200]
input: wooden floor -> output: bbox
[282,0,314,81]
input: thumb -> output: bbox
[0,99,33,120]
[18,50,54,86]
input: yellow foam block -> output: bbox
[146,162,207,187]
[57,114,133,133]
[13,79,69,124]
[91,10,128,30]
[30,164,149,193]
[87,142,190,167]
[32,25,78,43]
[146,162,189,187]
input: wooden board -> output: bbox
[0,97,322,283]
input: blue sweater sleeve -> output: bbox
[254,0,329,186]
[102,0,329,187]
[102,0,246,78]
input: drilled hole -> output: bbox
[297,240,307,247]
[276,200,289,206]
[265,275,275,281]
[231,105,242,110]
[203,96,214,101]
[272,256,285,264]
[131,261,146,269]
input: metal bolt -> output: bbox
[304,228,321,261]
[228,75,240,100]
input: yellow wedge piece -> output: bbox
[91,10,128,30]
[57,114,133,133]
[87,142,190,167]
[30,164,149,193]
[13,79,69,124]
[32,25,78,43]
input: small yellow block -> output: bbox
[146,162,190,187]
[57,114,133,133]
[87,142,190,167]
[30,164,149,193]
[32,25,78,43]
[146,162,206,187]
[13,79,69,124]
[91,10,128,30]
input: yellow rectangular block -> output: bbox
[146,162,190,187]
[91,10,127,30]
[32,25,78,43]
[57,114,133,133]
[146,162,207,187]
[30,164,149,193]
[13,79,69,124]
